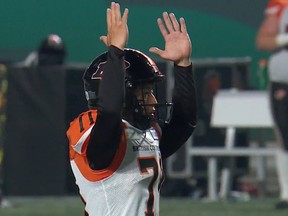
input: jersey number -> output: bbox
[78,112,94,132]
[138,157,163,216]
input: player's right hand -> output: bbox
[100,2,129,50]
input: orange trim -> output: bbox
[67,110,98,152]
[69,145,76,160]
[267,0,288,18]
[268,0,288,7]
[73,129,127,182]
[69,133,91,160]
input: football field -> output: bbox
[0,196,287,216]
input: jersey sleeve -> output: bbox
[159,64,197,159]
[266,0,288,18]
[66,110,97,159]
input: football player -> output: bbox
[256,0,288,209]
[67,2,197,215]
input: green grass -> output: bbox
[0,197,287,216]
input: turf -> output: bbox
[0,197,287,216]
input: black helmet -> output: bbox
[83,48,172,128]
[37,34,66,65]
[83,48,164,108]
[124,48,164,88]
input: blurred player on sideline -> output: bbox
[17,34,66,67]
[256,0,288,209]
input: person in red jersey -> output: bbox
[66,2,197,216]
[256,0,288,209]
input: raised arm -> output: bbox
[150,12,197,159]
[86,2,129,169]
[256,12,279,51]
[149,12,191,67]
[256,1,288,51]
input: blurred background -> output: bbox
[0,0,278,210]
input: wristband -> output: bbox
[276,34,288,47]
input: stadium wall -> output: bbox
[0,0,269,87]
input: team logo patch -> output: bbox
[91,61,106,80]
[91,60,131,80]
[124,60,131,70]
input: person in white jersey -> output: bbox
[66,2,197,216]
[256,0,288,209]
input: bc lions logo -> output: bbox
[91,61,106,80]
[91,60,131,80]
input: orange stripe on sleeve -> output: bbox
[67,110,97,157]
[73,130,127,182]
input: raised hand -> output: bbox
[149,12,192,67]
[100,2,129,50]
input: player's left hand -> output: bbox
[149,12,192,67]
